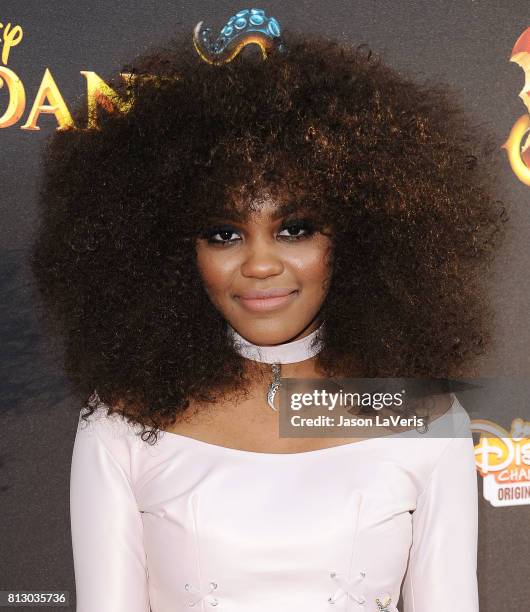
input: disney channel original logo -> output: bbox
[472,417,530,507]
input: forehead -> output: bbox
[212,185,317,223]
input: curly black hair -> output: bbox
[29,28,508,443]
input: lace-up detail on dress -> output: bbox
[328,570,367,605]
[184,581,219,607]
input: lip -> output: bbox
[236,288,299,313]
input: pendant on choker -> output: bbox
[267,363,282,411]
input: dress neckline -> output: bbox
[158,428,382,456]
[157,393,459,457]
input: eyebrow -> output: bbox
[206,199,318,224]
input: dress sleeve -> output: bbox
[69,411,150,612]
[401,417,479,612]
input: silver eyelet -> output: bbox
[184,581,220,607]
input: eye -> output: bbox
[200,225,241,245]
[277,218,317,240]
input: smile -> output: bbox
[236,289,299,313]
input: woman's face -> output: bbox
[195,194,333,346]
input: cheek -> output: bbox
[288,240,333,289]
[195,246,236,295]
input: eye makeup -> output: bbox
[198,215,320,245]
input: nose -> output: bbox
[240,237,284,279]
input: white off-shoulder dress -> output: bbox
[69,392,478,612]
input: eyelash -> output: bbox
[201,219,318,245]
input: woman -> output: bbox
[30,9,506,612]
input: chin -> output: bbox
[231,318,310,346]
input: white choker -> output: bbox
[227,322,325,410]
[227,322,324,364]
